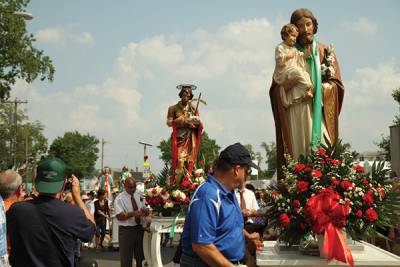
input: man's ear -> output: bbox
[233,165,240,176]
[16,184,23,197]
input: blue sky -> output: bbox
[12,1,400,173]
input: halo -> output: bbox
[176,84,197,90]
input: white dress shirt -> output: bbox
[235,188,259,211]
[114,190,145,226]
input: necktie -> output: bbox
[131,194,141,225]
[239,190,247,210]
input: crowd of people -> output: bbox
[0,147,398,267]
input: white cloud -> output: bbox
[35,27,95,46]
[75,32,95,45]
[36,27,65,44]
[341,63,400,152]
[351,18,377,34]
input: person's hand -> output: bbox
[286,50,296,59]
[246,232,264,251]
[71,175,81,197]
[282,77,298,92]
[242,209,252,217]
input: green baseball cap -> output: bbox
[35,157,67,194]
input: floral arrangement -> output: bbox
[321,44,335,82]
[265,141,400,266]
[144,167,206,216]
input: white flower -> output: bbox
[164,201,174,209]
[172,190,186,200]
[160,191,170,200]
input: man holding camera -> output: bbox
[6,157,96,267]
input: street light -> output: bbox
[13,11,34,20]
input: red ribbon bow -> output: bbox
[305,189,354,267]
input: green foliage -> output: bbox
[0,0,55,100]
[261,141,277,178]
[157,131,220,172]
[48,131,99,178]
[393,88,400,126]
[264,139,400,245]
[375,134,391,161]
[0,103,47,173]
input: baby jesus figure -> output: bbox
[273,23,313,107]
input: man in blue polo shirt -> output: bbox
[181,143,263,267]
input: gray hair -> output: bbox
[0,170,23,199]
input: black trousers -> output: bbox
[119,225,144,267]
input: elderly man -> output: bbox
[269,8,344,178]
[0,170,23,212]
[115,178,150,267]
[180,143,263,267]
[6,157,95,267]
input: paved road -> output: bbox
[80,245,178,267]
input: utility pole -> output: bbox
[101,138,108,170]
[2,98,28,167]
[138,141,153,159]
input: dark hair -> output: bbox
[212,158,234,174]
[178,88,194,100]
[245,183,256,192]
[280,24,298,41]
[97,189,106,198]
[290,8,318,34]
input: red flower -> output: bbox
[185,196,191,202]
[294,207,301,213]
[363,190,374,206]
[365,208,378,222]
[304,167,312,173]
[189,183,197,191]
[376,187,385,198]
[356,210,363,218]
[194,172,200,177]
[198,161,204,168]
[180,180,191,188]
[297,180,309,193]
[176,195,182,202]
[151,188,158,195]
[271,190,281,199]
[340,180,353,191]
[330,159,341,166]
[353,164,365,173]
[292,199,301,207]
[330,177,339,185]
[361,179,369,186]
[279,213,291,227]
[316,149,327,157]
[311,170,323,179]
[294,163,306,174]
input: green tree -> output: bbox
[374,88,400,160]
[0,102,47,172]
[0,0,55,100]
[158,131,220,172]
[48,131,99,178]
[261,141,277,178]
[393,88,400,126]
[375,135,391,161]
